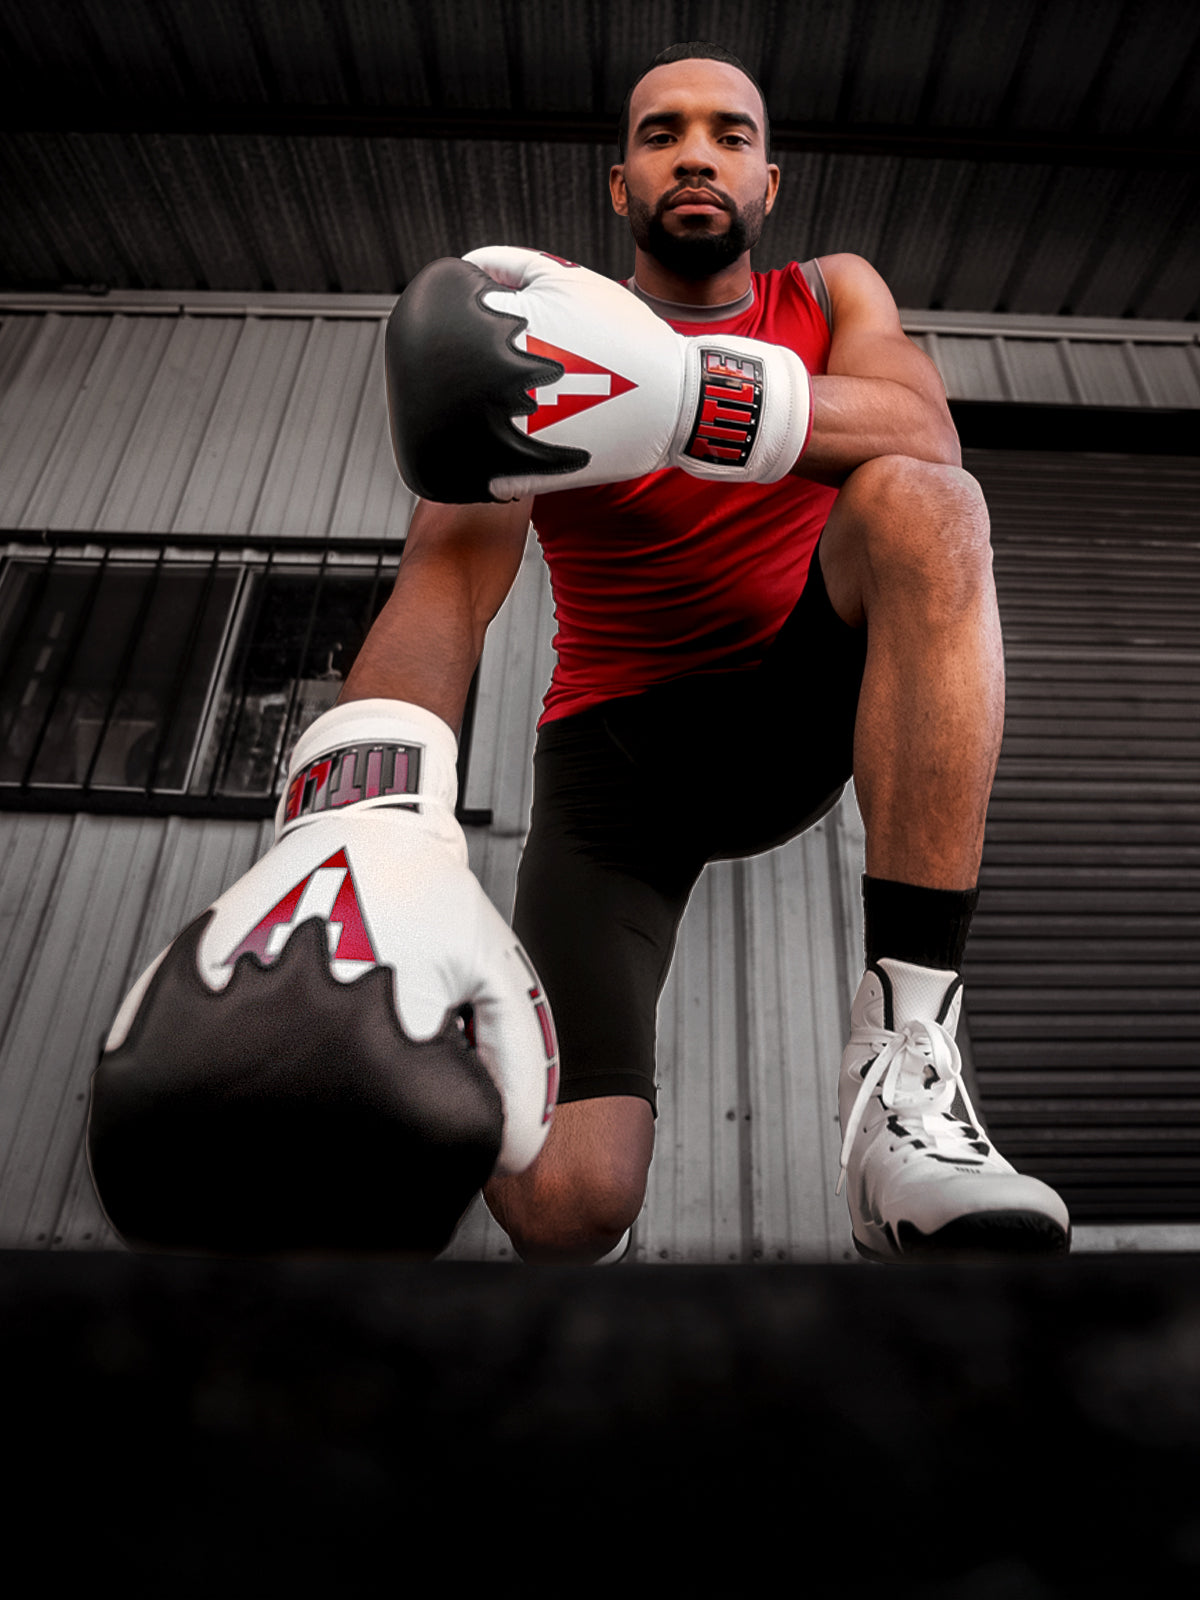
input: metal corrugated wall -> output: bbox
[0,308,414,541]
[964,449,1200,1223]
[453,813,866,1264]
[0,299,863,1261]
[913,320,1200,409]
[0,301,415,1252]
[0,812,273,1248]
[3,298,1196,469]
[0,536,865,1262]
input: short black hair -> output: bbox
[617,42,771,161]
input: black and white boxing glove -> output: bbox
[87,699,558,1258]
[385,246,812,504]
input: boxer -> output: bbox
[374,43,1070,1263]
[91,41,1070,1266]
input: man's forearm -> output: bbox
[338,558,483,737]
[794,374,962,486]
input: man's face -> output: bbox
[611,58,780,282]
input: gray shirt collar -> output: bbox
[625,277,755,323]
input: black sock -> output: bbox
[862,875,979,973]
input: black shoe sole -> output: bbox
[855,1211,1072,1265]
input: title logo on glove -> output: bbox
[683,349,764,468]
[524,335,637,434]
[283,741,421,827]
[224,848,377,972]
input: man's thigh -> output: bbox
[705,542,868,858]
[510,549,868,1108]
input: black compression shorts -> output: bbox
[512,545,868,1115]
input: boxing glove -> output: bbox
[385,246,812,504]
[87,699,558,1258]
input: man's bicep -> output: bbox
[819,253,951,405]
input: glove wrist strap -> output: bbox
[672,336,812,484]
[277,698,461,836]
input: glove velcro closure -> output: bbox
[276,699,461,840]
[672,336,813,484]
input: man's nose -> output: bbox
[673,130,718,176]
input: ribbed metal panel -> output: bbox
[442,531,561,1259]
[915,322,1200,409]
[922,333,1014,403]
[740,817,861,1263]
[963,449,1200,1223]
[0,516,859,1264]
[461,531,558,851]
[1,301,1195,556]
[1134,344,1200,409]
[0,309,414,541]
[0,297,861,1263]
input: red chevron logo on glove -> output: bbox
[223,849,377,969]
[525,335,637,434]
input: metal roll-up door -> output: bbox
[961,449,1200,1224]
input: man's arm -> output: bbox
[796,253,961,487]
[339,493,533,733]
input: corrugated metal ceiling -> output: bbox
[1,0,1197,318]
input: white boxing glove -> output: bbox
[466,245,812,499]
[88,699,558,1257]
[383,247,812,505]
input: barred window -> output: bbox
[195,563,395,802]
[0,556,240,793]
[0,537,456,818]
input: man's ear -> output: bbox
[609,164,628,217]
[764,164,781,217]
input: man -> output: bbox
[90,42,1070,1266]
[352,42,1071,1263]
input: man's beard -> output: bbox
[627,187,767,281]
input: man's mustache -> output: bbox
[658,183,733,216]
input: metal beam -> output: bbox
[2,102,1195,169]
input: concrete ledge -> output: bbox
[2,1250,1197,1589]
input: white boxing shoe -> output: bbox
[837,958,1071,1263]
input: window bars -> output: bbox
[0,532,490,824]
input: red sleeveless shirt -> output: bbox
[530,261,837,726]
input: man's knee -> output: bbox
[487,1166,646,1263]
[484,1095,654,1264]
[831,455,993,616]
[850,454,988,548]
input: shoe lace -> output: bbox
[836,1019,963,1195]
